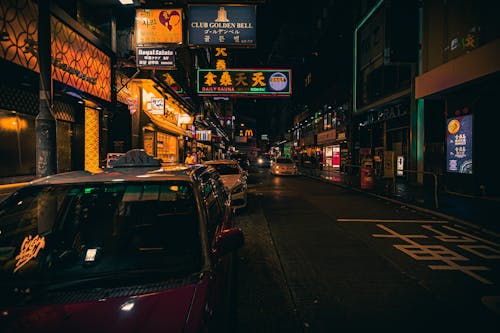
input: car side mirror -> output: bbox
[214,228,244,257]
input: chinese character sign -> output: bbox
[136,9,183,45]
[188,5,256,46]
[446,115,473,174]
[197,69,291,96]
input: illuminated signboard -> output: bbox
[188,5,256,46]
[136,9,183,45]
[197,69,291,96]
[137,47,175,68]
[52,17,111,101]
[0,2,111,101]
[446,115,473,174]
[196,130,212,142]
[150,97,164,115]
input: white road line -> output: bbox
[337,218,448,223]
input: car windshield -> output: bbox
[276,158,293,164]
[211,164,241,175]
[0,182,202,292]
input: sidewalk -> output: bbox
[299,167,500,236]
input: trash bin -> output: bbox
[360,167,374,189]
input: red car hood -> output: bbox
[2,281,208,333]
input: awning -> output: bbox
[143,109,187,137]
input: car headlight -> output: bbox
[258,158,263,164]
[232,183,246,194]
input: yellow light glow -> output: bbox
[85,107,100,172]
[0,117,27,131]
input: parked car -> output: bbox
[270,157,299,176]
[229,153,250,170]
[0,149,243,333]
[204,160,248,210]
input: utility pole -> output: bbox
[36,0,57,177]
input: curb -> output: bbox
[301,172,500,238]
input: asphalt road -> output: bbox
[234,167,500,332]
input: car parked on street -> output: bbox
[270,157,299,176]
[204,160,248,210]
[229,153,250,170]
[0,150,243,333]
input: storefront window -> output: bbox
[157,132,178,164]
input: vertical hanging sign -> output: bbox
[446,115,473,174]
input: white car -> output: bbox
[270,157,298,176]
[204,160,248,210]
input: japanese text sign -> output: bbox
[136,9,183,45]
[188,5,256,46]
[446,115,473,174]
[197,69,291,97]
[137,47,175,68]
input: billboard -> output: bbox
[137,47,175,68]
[136,9,183,45]
[188,5,256,46]
[197,69,291,97]
[446,115,473,174]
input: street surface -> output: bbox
[1,170,499,332]
[234,167,500,332]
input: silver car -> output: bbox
[204,160,248,210]
[270,157,298,176]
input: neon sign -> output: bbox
[14,235,46,273]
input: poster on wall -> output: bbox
[446,115,473,174]
[332,145,340,169]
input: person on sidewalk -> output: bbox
[184,152,196,165]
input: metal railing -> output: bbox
[394,169,440,209]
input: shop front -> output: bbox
[0,1,112,175]
[134,79,193,165]
[354,98,410,179]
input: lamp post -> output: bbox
[36,0,57,177]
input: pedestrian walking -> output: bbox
[184,152,195,165]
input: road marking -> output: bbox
[337,218,448,223]
[442,225,500,248]
[373,224,493,285]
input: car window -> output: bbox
[277,158,293,164]
[210,163,240,175]
[200,172,224,242]
[0,182,203,293]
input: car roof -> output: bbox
[27,165,210,186]
[204,159,239,165]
